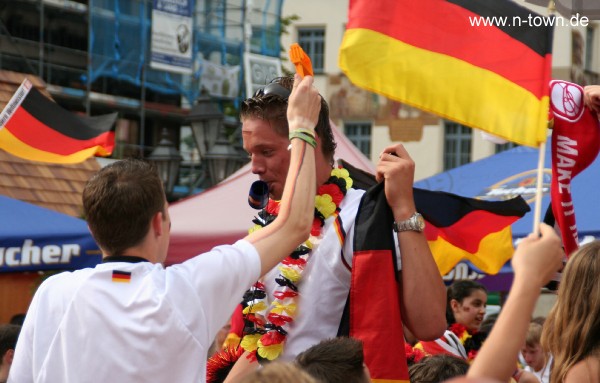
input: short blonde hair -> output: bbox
[238,362,318,383]
[525,322,543,347]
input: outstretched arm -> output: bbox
[467,223,563,381]
[376,144,446,340]
[244,74,320,276]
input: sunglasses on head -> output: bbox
[253,82,291,99]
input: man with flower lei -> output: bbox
[220,76,446,381]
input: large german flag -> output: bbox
[416,188,530,275]
[0,78,116,164]
[339,0,553,147]
[341,160,530,275]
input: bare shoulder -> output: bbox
[565,357,600,383]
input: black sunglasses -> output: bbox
[253,82,291,99]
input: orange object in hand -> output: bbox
[289,43,314,78]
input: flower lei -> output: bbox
[448,323,487,361]
[239,167,353,362]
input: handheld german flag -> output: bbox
[0,78,116,164]
[339,0,553,147]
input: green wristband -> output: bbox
[289,130,317,148]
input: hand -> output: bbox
[375,144,416,219]
[511,223,564,288]
[583,85,600,115]
[287,74,321,133]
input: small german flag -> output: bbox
[112,270,132,283]
[0,78,116,164]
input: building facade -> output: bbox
[281,0,600,181]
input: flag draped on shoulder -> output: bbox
[416,188,530,275]
[0,78,116,164]
[339,0,553,147]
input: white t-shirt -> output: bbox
[524,355,552,383]
[262,188,402,360]
[9,240,260,383]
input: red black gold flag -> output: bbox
[415,188,530,275]
[111,270,131,283]
[0,78,116,164]
[341,160,530,275]
[339,0,553,147]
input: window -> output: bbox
[443,121,472,170]
[344,122,371,158]
[298,27,325,74]
[585,27,595,71]
[495,141,518,154]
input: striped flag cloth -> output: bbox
[0,78,116,164]
[341,160,531,275]
[416,188,530,275]
[339,0,553,147]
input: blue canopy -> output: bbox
[415,141,600,241]
[0,196,101,272]
[414,140,600,290]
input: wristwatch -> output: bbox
[393,212,425,233]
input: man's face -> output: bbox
[242,117,291,200]
[521,343,545,372]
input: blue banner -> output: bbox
[0,196,101,273]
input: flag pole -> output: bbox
[532,141,546,235]
[532,1,554,236]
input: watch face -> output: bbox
[416,214,425,230]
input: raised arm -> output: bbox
[377,144,447,340]
[244,74,320,276]
[467,223,563,381]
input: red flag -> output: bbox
[549,80,600,256]
[0,78,116,164]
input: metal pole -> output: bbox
[86,0,92,115]
[38,0,44,78]
[140,0,147,155]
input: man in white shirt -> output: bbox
[8,74,321,383]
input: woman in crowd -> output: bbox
[415,280,488,361]
[541,241,600,383]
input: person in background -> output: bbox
[416,280,488,361]
[463,224,563,382]
[238,362,317,383]
[8,74,322,383]
[0,324,20,383]
[541,240,600,383]
[295,337,370,383]
[522,322,551,383]
[408,354,469,383]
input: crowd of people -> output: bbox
[2,77,600,383]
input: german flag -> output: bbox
[340,160,530,275]
[339,0,553,147]
[0,78,116,164]
[112,270,131,283]
[415,188,530,275]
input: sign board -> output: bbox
[200,60,241,99]
[243,53,282,97]
[151,0,194,75]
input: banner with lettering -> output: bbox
[0,196,101,272]
[549,80,600,256]
[150,0,194,75]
